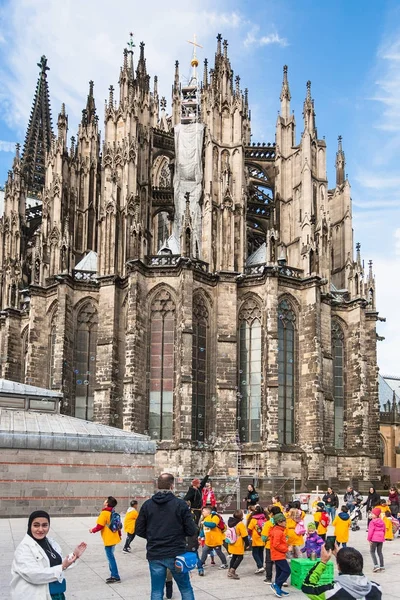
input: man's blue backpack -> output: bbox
[174,551,198,573]
[108,509,122,533]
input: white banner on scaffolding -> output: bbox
[173,122,204,257]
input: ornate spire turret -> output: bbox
[22,55,53,195]
[335,135,346,186]
[203,58,208,87]
[280,65,291,119]
[136,41,149,91]
[303,80,316,135]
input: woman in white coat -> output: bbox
[10,510,86,600]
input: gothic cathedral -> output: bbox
[0,35,381,487]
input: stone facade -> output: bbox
[0,35,381,491]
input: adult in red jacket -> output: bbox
[202,481,217,508]
[269,513,290,595]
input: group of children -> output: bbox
[101,489,399,598]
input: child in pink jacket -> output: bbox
[367,507,386,572]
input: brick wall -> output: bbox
[0,448,155,517]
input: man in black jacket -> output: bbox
[184,467,213,524]
[136,473,197,600]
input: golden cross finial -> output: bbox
[187,34,202,70]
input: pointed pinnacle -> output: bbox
[306,80,311,101]
[216,33,222,55]
[38,55,50,73]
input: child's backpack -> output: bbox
[391,517,400,534]
[320,512,330,529]
[108,509,123,533]
[175,551,198,573]
[295,520,306,536]
[255,517,266,535]
[217,514,227,532]
[225,525,238,545]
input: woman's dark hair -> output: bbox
[337,547,363,575]
[248,484,256,492]
[107,496,118,508]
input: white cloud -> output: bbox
[244,26,287,48]
[0,140,16,152]
[395,228,400,256]
[0,0,251,139]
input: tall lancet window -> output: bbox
[192,294,209,442]
[48,322,57,388]
[149,290,175,440]
[74,302,98,421]
[238,298,262,443]
[278,299,296,444]
[332,321,345,448]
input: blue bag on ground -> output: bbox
[174,551,198,573]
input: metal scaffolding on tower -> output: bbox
[181,35,202,124]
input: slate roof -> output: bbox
[0,408,155,454]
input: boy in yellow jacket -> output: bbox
[332,505,351,547]
[200,507,228,569]
[90,496,122,583]
[123,500,138,553]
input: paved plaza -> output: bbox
[0,515,398,599]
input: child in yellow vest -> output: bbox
[225,509,249,579]
[248,505,267,573]
[286,507,305,557]
[314,502,329,541]
[123,499,138,553]
[89,496,122,583]
[383,509,394,541]
[200,507,228,569]
[332,505,351,547]
[312,496,322,513]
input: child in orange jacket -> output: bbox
[269,513,290,596]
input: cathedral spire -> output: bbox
[85,80,96,123]
[280,65,291,119]
[335,135,346,186]
[22,55,53,196]
[303,80,316,135]
[136,41,149,91]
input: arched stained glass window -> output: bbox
[332,321,345,448]
[48,322,57,388]
[149,290,175,440]
[21,326,29,382]
[238,298,262,443]
[74,302,98,421]
[192,295,209,441]
[278,299,296,444]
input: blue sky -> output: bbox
[0,0,399,373]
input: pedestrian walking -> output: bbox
[343,486,360,514]
[244,484,259,512]
[136,473,197,600]
[123,500,138,553]
[322,487,339,522]
[332,505,351,547]
[262,506,282,583]
[11,510,86,600]
[363,487,381,530]
[202,481,217,508]
[388,486,399,518]
[367,507,386,572]
[89,496,122,584]
[184,467,213,524]
[247,504,267,573]
[269,513,290,597]
[200,507,228,569]
[225,509,249,579]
